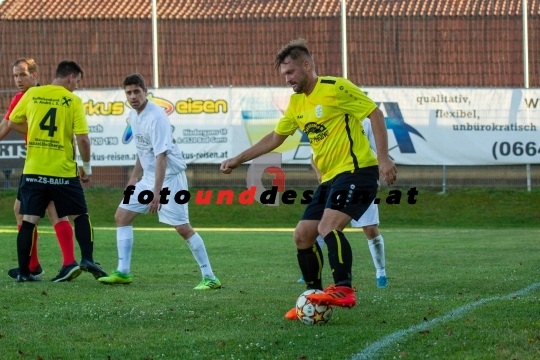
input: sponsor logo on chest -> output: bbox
[135,135,150,146]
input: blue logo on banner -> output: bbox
[122,121,133,144]
[377,102,425,154]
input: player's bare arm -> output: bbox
[76,133,92,183]
[310,155,322,183]
[0,118,12,140]
[150,152,167,214]
[7,119,27,135]
[369,107,397,186]
[127,157,143,187]
[220,131,288,174]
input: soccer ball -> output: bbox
[295,289,333,325]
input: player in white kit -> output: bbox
[98,73,221,290]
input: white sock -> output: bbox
[316,235,325,249]
[186,232,215,280]
[117,226,134,274]
[368,235,386,278]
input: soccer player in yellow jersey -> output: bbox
[0,58,83,281]
[221,39,397,317]
[9,60,107,282]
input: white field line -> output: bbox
[351,281,540,360]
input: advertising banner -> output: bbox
[364,88,540,165]
[1,87,538,168]
[77,88,232,166]
[233,87,540,165]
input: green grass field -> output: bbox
[0,188,539,359]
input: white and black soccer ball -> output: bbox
[295,289,333,325]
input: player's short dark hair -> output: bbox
[122,73,147,90]
[274,38,314,70]
[55,60,84,79]
[12,58,38,74]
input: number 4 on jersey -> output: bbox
[39,108,58,137]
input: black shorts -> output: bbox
[18,175,88,218]
[301,166,378,221]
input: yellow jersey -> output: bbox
[275,76,378,182]
[10,85,88,177]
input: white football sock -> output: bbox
[186,232,215,280]
[368,235,386,278]
[117,226,134,274]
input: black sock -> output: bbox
[17,221,36,277]
[324,230,353,287]
[74,214,94,262]
[297,242,324,290]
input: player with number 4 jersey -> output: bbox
[11,78,87,178]
[0,58,85,282]
[9,60,106,283]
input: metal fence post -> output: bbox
[526,164,531,192]
[152,0,159,89]
[439,165,447,194]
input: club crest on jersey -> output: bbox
[315,105,323,118]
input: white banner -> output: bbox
[72,87,540,166]
[230,87,540,165]
[364,88,540,165]
[78,88,232,166]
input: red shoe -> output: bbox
[306,284,356,308]
[284,307,299,320]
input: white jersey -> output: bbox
[350,118,379,227]
[362,118,377,153]
[129,101,186,180]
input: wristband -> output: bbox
[82,161,92,175]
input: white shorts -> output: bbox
[119,172,190,226]
[350,201,379,228]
